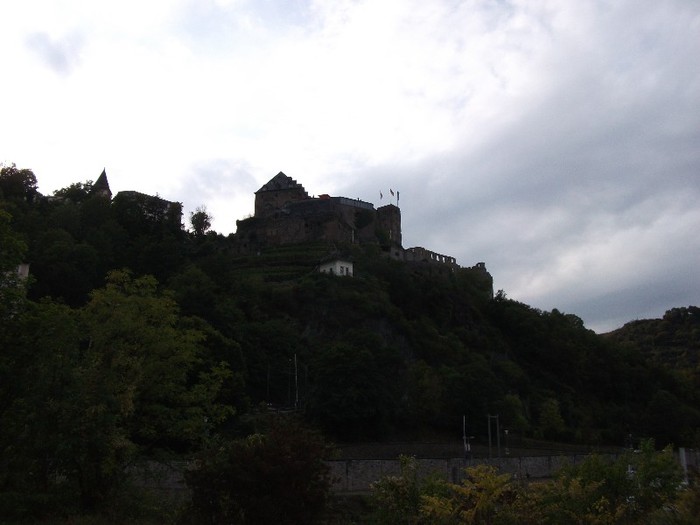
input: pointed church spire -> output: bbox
[93,168,112,199]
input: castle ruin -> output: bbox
[89,169,491,291]
[235,172,489,284]
[235,172,403,254]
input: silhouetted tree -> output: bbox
[0,164,38,203]
[184,416,333,525]
[190,205,212,237]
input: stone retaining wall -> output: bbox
[327,448,700,493]
[129,448,700,495]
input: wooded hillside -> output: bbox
[2,165,699,520]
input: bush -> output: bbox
[183,416,334,525]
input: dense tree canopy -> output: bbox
[0,209,28,319]
[0,163,38,203]
[0,271,233,515]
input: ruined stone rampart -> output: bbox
[405,247,458,268]
[330,196,374,210]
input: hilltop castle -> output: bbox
[92,169,491,288]
[235,172,489,281]
[91,169,182,227]
[235,172,401,254]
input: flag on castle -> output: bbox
[380,189,400,204]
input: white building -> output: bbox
[319,259,353,277]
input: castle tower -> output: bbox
[254,172,310,218]
[377,204,402,247]
[92,168,112,198]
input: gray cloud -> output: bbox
[336,2,700,333]
[180,158,256,199]
[173,158,258,233]
[5,0,699,333]
[25,31,83,75]
[176,0,313,55]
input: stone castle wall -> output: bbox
[405,247,458,267]
[236,196,378,250]
[237,174,484,277]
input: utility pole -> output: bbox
[487,415,491,459]
[294,354,299,410]
[463,415,474,461]
[288,358,292,407]
[497,415,501,457]
[487,414,500,458]
[463,415,467,458]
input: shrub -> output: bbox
[183,416,334,525]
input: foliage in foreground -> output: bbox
[372,443,694,525]
[0,271,232,518]
[182,415,334,525]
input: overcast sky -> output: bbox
[2,0,699,332]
